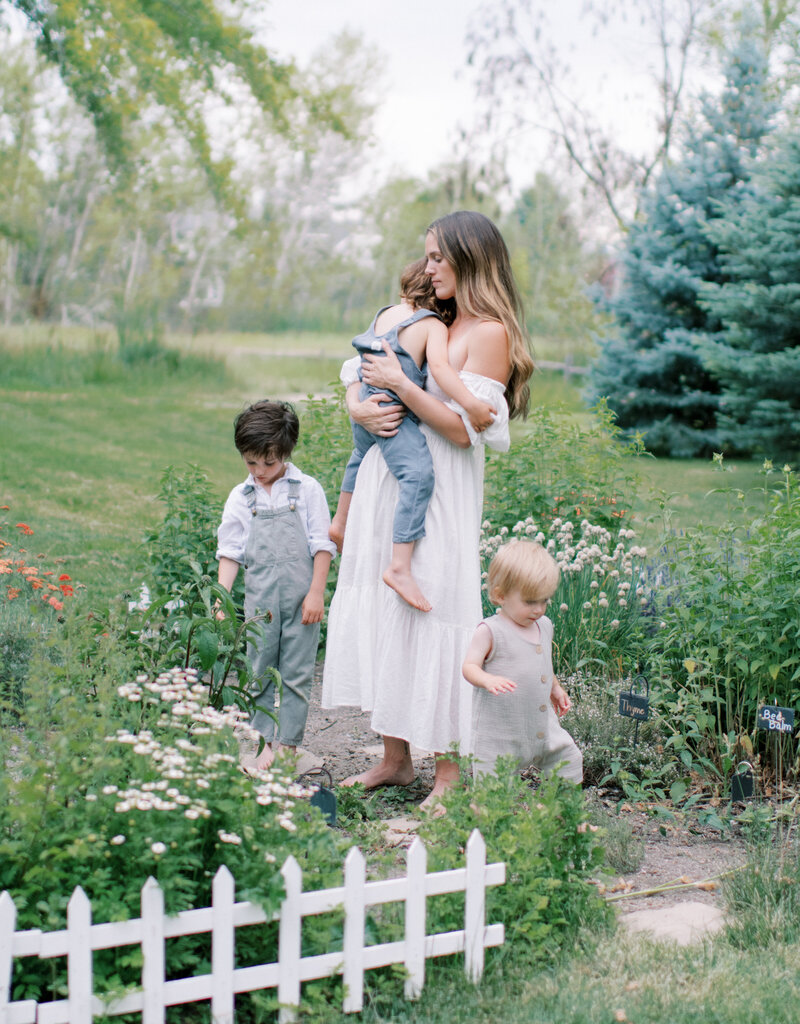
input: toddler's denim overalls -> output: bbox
[243,478,319,746]
[340,306,438,543]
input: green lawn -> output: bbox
[1,327,765,604]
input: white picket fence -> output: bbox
[1,830,505,1024]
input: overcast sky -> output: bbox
[261,0,678,185]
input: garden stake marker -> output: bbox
[618,674,650,748]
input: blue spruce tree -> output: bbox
[587,35,776,456]
[696,132,800,460]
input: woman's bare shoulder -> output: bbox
[464,320,510,380]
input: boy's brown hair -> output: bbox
[488,540,560,603]
[233,400,299,460]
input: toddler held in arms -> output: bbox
[330,259,496,612]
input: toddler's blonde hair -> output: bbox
[488,540,560,603]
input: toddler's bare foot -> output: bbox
[329,516,346,553]
[382,567,431,612]
[254,742,274,770]
[341,761,416,789]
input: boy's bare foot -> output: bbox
[254,742,274,770]
[329,516,346,553]
[383,567,432,612]
[341,761,416,789]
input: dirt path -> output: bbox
[297,669,748,912]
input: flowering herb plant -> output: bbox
[480,516,648,677]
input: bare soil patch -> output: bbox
[301,668,749,911]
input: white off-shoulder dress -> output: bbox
[322,361,510,754]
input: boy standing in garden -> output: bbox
[462,539,583,782]
[216,400,336,769]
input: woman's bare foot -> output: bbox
[383,566,432,612]
[341,736,416,789]
[341,761,416,789]
[419,755,459,810]
[254,741,274,770]
[329,516,346,553]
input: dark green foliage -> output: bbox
[483,400,645,533]
[589,33,776,456]
[417,765,612,960]
[697,132,800,459]
[646,462,800,782]
[143,464,225,597]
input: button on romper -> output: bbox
[470,614,583,782]
[243,478,319,747]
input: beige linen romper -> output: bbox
[470,613,583,782]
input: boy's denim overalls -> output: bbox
[341,306,438,543]
[243,478,319,746]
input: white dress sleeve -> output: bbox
[340,356,361,388]
[447,371,510,452]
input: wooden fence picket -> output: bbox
[1,833,505,1023]
[67,888,92,1024]
[404,838,426,1000]
[342,847,366,1013]
[211,866,235,1024]
[140,878,165,1024]
[464,830,487,983]
[278,856,302,1024]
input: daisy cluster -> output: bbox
[99,667,312,853]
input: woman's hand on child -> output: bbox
[351,392,405,437]
[481,674,517,695]
[361,341,407,392]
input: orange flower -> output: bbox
[59,573,71,581]
[15,523,34,536]
[48,597,64,611]
[30,579,44,589]
[0,505,9,510]
[6,586,20,600]
[60,583,74,596]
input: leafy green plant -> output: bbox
[646,459,800,782]
[417,761,612,961]
[132,560,267,711]
[0,665,346,1006]
[483,399,647,533]
[143,464,230,600]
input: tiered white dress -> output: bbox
[321,364,511,754]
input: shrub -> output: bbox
[417,763,612,961]
[567,675,676,793]
[645,459,800,782]
[0,665,346,1005]
[483,399,646,534]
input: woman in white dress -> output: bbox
[322,211,533,805]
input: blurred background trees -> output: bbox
[2,0,800,457]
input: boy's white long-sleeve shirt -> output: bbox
[216,462,337,565]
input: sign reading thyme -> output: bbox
[618,692,649,721]
[757,705,795,734]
